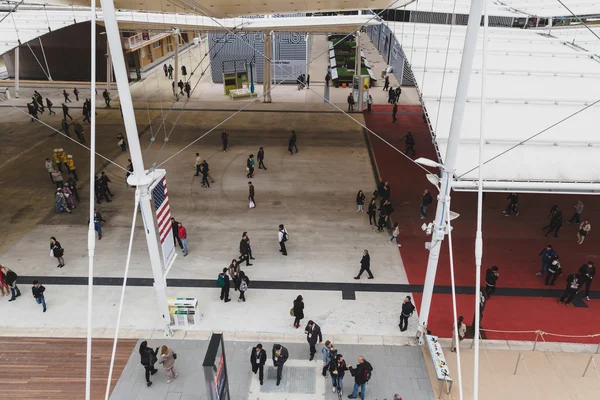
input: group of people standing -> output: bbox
[542,202,592,244]
[46,149,79,214]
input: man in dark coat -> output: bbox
[250,344,267,385]
[559,273,581,307]
[171,217,183,249]
[399,296,415,332]
[503,193,519,216]
[239,233,252,266]
[405,132,416,157]
[578,261,596,301]
[485,266,499,298]
[272,344,289,386]
[218,268,231,302]
[257,147,267,170]
[248,181,255,207]
[221,130,229,152]
[544,210,563,238]
[420,189,433,219]
[392,102,398,123]
[348,356,374,399]
[354,250,373,279]
[304,320,323,361]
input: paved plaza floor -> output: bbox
[110,338,434,400]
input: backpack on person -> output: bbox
[217,274,225,288]
[240,279,248,292]
[282,230,288,242]
[363,362,373,383]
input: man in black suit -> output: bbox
[250,343,267,385]
[171,217,183,249]
[304,320,322,361]
[272,344,289,386]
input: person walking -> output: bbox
[170,218,183,250]
[356,190,365,212]
[82,103,91,123]
[99,172,114,197]
[168,64,173,79]
[117,133,127,152]
[399,295,415,332]
[392,102,398,123]
[272,344,289,386]
[158,345,178,383]
[544,210,563,237]
[184,82,191,98]
[66,155,78,180]
[61,119,70,136]
[292,295,304,328]
[92,209,105,240]
[221,130,229,152]
[405,132,416,157]
[577,220,592,244]
[239,234,252,266]
[390,222,401,247]
[503,193,519,216]
[367,199,377,226]
[238,271,249,302]
[248,181,255,208]
[347,356,373,400]
[27,102,38,122]
[450,316,467,352]
[194,153,202,176]
[257,147,267,170]
[383,75,389,91]
[62,103,72,120]
[62,182,76,209]
[322,341,336,377]
[536,244,557,276]
[50,237,65,268]
[246,154,255,178]
[559,273,581,308]
[200,161,210,188]
[278,224,289,256]
[177,80,184,95]
[163,64,168,77]
[228,259,241,291]
[367,94,373,112]
[178,222,188,256]
[347,92,355,112]
[44,158,54,183]
[329,353,349,395]
[73,121,86,143]
[2,266,20,302]
[55,188,71,213]
[32,96,43,115]
[31,280,47,312]
[46,98,56,115]
[484,266,499,298]
[578,261,595,300]
[546,259,562,286]
[251,344,267,385]
[63,90,71,102]
[354,250,373,279]
[567,200,584,225]
[388,86,396,103]
[377,210,387,232]
[102,89,111,107]
[217,268,231,302]
[139,341,159,387]
[304,320,322,361]
[73,87,80,101]
[290,130,298,153]
[421,189,433,219]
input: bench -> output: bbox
[425,334,453,398]
[229,88,257,99]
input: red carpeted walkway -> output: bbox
[364,104,600,344]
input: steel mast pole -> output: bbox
[99,0,172,337]
[417,0,485,343]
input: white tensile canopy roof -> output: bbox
[0,8,379,56]
[403,0,600,18]
[395,22,600,193]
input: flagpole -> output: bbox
[100,0,172,336]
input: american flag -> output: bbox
[152,177,172,244]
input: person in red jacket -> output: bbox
[178,223,188,256]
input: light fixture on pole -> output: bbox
[415,157,443,169]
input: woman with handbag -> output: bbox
[158,345,178,383]
[50,237,65,268]
[239,270,250,302]
[292,295,304,328]
[139,341,159,387]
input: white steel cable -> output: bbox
[85,1,96,398]
[473,1,488,399]
[0,99,128,172]
[24,43,51,80]
[104,195,140,400]
[434,0,458,132]
[446,197,465,400]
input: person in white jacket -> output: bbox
[278,224,289,256]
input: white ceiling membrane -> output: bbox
[402,0,600,18]
[397,22,600,193]
[35,0,402,17]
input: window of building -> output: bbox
[152,40,162,49]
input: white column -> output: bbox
[417,0,485,344]
[173,31,179,98]
[100,0,173,337]
[263,31,272,103]
[14,46,19,98]
[355,31,361,74]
